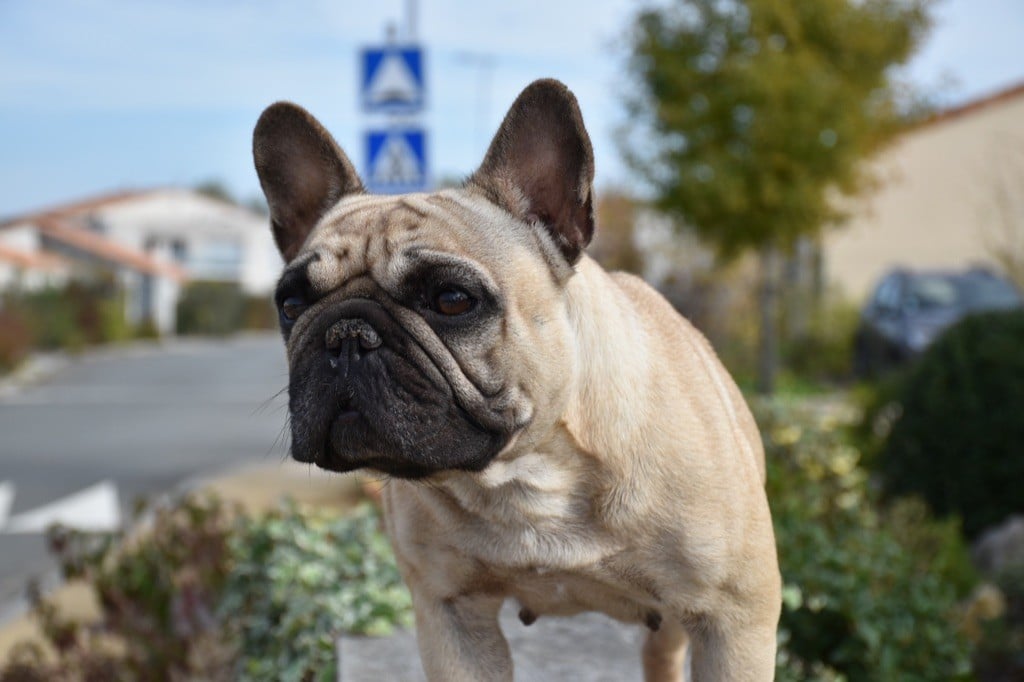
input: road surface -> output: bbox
[0,334,290,609]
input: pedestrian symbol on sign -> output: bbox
[365,129,427,194]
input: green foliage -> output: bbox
[782,293,861,383]
[176,280,276,336]
[760,399,975,680]
[623,0,933,257]
[973,563,1024,681]
[176,280,247,336]
[0,280,135,361]
[223,502,413,682]
[15,285,86,350]
[0,494,239,682]
[0,307,32,371]
[242,295,277,332]
[0,495,411,682]
[872,310,1024,539]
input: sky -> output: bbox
[1,0,1022,218]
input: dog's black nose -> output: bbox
[325,317,382,359]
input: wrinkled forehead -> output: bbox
[282,189,523,294]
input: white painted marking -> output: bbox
[367,52,419,105]
[0,481,13,527]
[4,480,120,533]
[370,133,424,186]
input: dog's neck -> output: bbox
[416,421,623,571]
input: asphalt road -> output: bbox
[0,334,290,609]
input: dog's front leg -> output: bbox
[412,591,512,682]
[643,618,689,681]
[688,610,778,682]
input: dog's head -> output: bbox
[253,79,595,479]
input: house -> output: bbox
[824,80,1024,300]
[0,189,281,334]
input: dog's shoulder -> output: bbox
[604,267,766,484]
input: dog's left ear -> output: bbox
[253,102,363,262]
[469,79,595,264]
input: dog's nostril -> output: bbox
[325,318,382,353]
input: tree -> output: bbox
[623,0,934,393]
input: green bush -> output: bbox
[1,280,131,359]
[176,280,248,336]
[16,285,84,351]
[176,281,276,336]
[0,494,238,682]
[0,495,411,682]
[223,502,413,682]
[975,560,1024,681]
[242,295,277,331]
[759,399,976,681]
[0,307,32,371]
[782,294,861,383]
[873,310,1024,540]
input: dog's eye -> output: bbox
[434,289,474,316]
[280,296,307,322]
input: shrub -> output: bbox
[782,294,861,383]
[759,399,976,680]
[15,286,84,351]
[176,281,276,336]
[242,295,277,331]
[176,280,248,336]
[972,561,1024,681]
[0,496,411,682]
[223,502,413,681]
[873,310,1024,540]
[0,307,32,371]
[1,280,130,356]
[0,494,238,682]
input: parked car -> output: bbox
[853,267,1023,377]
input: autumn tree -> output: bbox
[623,0,934,393]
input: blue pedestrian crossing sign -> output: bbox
[365,128,428,194]
[361,46,425,113]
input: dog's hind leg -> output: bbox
[642,618,689,682]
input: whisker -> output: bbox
[253,385,289,417]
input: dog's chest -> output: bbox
[501,565,656,626]
[440,462,659,625]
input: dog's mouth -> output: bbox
[285,297,516,479]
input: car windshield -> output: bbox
[960,275,1022,308]
[905,273,1021,311]
[906,275,959,310]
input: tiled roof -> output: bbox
[0,189,153,229]
[920,80,1024,129]
[35,216,187,281]
[0,243,67,271]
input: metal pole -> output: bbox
[406,0,417,41]
[455,52,496,154]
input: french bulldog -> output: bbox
[253,78,780,681]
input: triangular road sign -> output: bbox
[371,134,423,186]
[367,52,419,106]
[365,129,428,194]
[361,46,425,113]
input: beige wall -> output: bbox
[824,88,1024,300]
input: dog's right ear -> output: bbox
[468,79,595,265]
[253,102,363,262]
